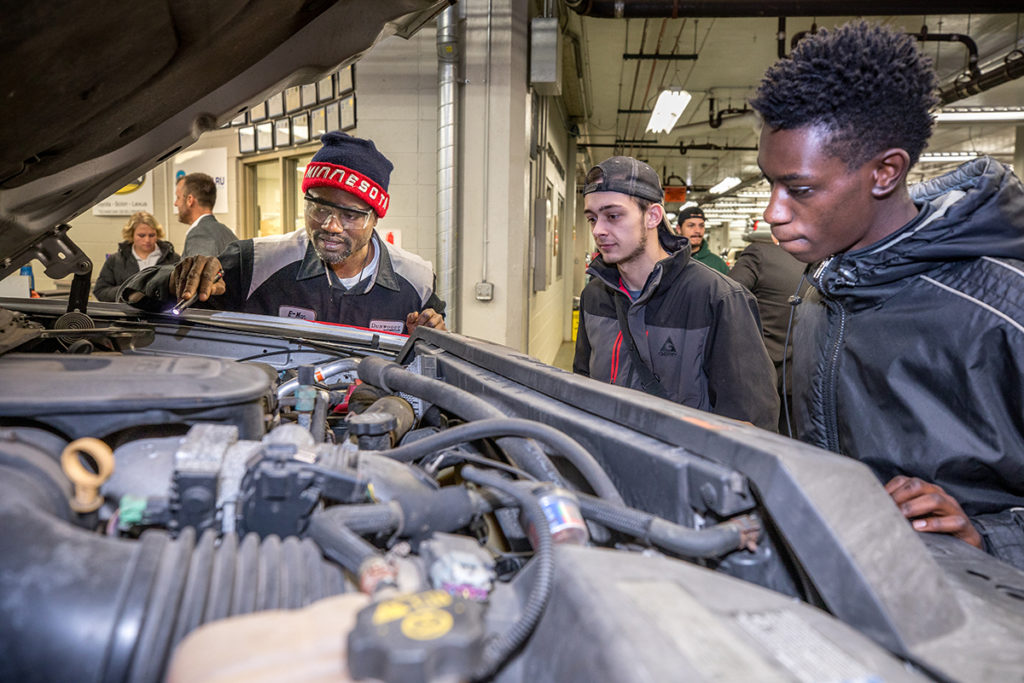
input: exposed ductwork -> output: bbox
[563,1,1019,18]
[939,48,1024,104]
[436,6,459,329]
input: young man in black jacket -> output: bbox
[573,156,779,430]
[750,21,1024,568]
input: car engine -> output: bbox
[2,298,1023,683]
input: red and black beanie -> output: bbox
[301,131,394,217]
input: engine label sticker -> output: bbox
[371,590,455,641]
[369,319,405,334]
[278,305,316,321]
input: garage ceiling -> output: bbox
[559,6,1024,236]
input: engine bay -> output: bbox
[2,298,1024,682]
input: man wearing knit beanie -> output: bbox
[121,131,445,335]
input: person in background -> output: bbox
[175,172,237,258]
[727,230,810,436]
[676,206,729,274]
[750,21,1024,568]
[92,211,179,302]
[122,132,445,335]
[574,155,778,430]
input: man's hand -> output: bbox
[885,475,983,548]
[406,308,446,334]
[169,255,226,303]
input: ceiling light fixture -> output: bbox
[918,152,982,163]
[645,89,692,134]
[707,176,741,194]
[934,107,1024,123]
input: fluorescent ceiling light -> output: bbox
[646,90,692,134]
[934,107,1024,123]
[707,176,741,194]
[918,152,981,163]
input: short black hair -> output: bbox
[749,22,938,168]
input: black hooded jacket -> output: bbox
[92,240,178,302]
[792,157,1024,568]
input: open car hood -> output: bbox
[0,0,450,280]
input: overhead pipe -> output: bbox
[436,5,459,329]
[939,48,1024,104]
[563,1,1018,18]
[578,141,757,152]
[707,97,751,129]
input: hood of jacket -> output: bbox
[812,156,1024,309]
[587,227,691,296]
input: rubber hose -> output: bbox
[577,492,748,559]
[311,388,329,442]
[460,466,554,682]
[310,503,400,535]
[380,417,623,504]
[358,357,567,487]
[306,508,389,574]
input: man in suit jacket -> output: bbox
[174,172,237,257]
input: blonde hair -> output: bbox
[122,211,165,242]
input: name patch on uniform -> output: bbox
[279,306,316,321]
[369,319,405,334]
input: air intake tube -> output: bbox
[0,439,346,683]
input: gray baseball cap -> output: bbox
[583,156,663,203]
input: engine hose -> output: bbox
[310,503,400,536]
[276,357,359,399]
[577,492,761,559]
[306,509,387,575]
[311,389,330,442]
[358,357,568,488]
[0,457,345,683]
[460,466,554,682]
[381,418,623,504]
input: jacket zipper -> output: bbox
[812,256,846,453]
[823,299,847,453]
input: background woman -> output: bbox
[93,211,179,301]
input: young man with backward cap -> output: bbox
[122,131,445,335]
[573,155,779,430]
[750,21,1024,567]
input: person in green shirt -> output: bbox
[676,206,728,274]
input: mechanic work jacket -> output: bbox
[792,157,1024,569]
[574,229,779,431]
[121,229,444,334]
[92,240,179,302]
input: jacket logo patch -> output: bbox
[659,338,678,356]
[370,320,405,334]
[279,305,316,321]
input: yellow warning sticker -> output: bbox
[372,600,411,625]
[401,608,454,641]
[372,590,453,626]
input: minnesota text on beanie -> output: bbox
[301,131,394,218]
[677,206,706,224]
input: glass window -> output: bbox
[289,153,315,232]
[254,161,283,237]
